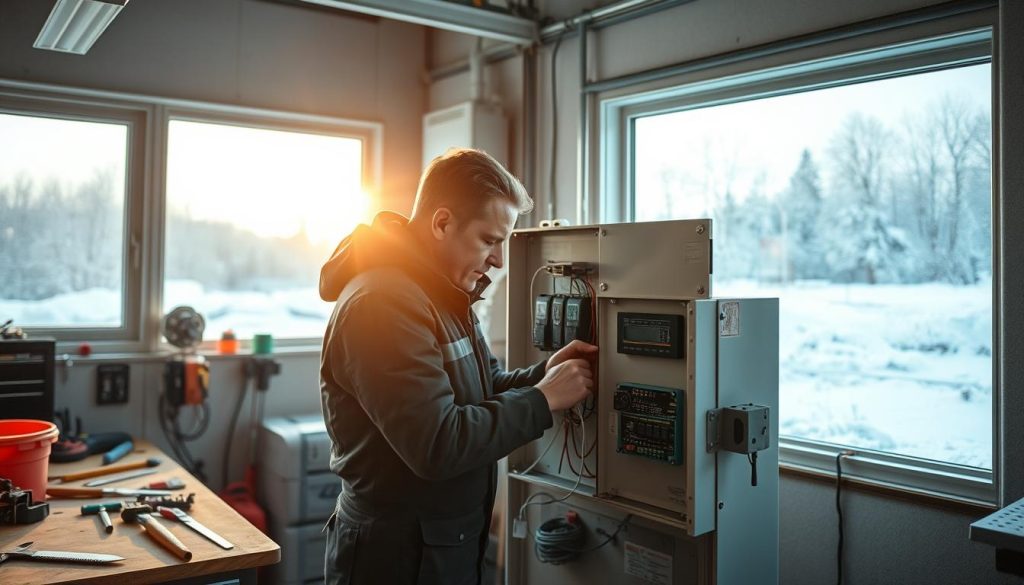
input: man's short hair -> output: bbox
[411,148,534,222]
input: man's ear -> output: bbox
[430,207,456,241]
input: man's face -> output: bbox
[432,198,519,293]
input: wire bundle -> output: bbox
[534,516,587,564]
[534,513,633,565]
[158,393,209,482]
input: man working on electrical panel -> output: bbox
[319,148,597,585]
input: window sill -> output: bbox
[780,437,996,512]
[50,344,322,366]
[779,462,996,515]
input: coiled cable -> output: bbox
[534,513,633,565]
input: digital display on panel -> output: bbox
[624,323,668,345]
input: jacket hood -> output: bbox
[318,211,491,305]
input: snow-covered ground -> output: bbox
[721,278,992,469]
[1,278,992,468]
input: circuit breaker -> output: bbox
[504,219,779,585]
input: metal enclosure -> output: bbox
[504,220,778,585]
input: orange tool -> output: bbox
[121,502,192,561]
[52,457,161,483]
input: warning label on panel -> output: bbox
[719,300,740,337]
[624,541,673,584]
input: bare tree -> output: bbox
[826,113,905,284]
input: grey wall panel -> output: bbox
[0,0,426,209]
[780,474,1019,585]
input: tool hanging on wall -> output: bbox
[159,306,211,482]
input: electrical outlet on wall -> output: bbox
[96,364,130,405]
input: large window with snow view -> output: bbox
[0,112,129,330]
[164,118,366,341]
[632,63,992,470]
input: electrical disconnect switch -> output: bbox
[707,404,770,486]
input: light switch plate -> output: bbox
[96,364,130,405]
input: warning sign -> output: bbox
[719,301,740,337]
[624,541,673,584]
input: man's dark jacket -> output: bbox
[318,212,553,585]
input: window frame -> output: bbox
[599,27,999,504]
[155,105,382,351]
[0,86,150,351]
[0,80,382,352]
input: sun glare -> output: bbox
[166,119,365,245]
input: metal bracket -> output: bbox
[706,409,721,453]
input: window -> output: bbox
[604,30,995,500]
[0,111,131,331]
[163,118,368,341]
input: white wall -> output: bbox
[427,1,1023,583]
[0,0,428,489]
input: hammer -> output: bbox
[120,501,192,561]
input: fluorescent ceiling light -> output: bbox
[33,0,129,55]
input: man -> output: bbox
[318,148,597,585]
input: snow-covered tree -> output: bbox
[825,113,909,283]
[780,149,825,279]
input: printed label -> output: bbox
[719,301,740,337]
[684,243,702,263]
[624,541,673,585]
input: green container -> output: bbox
[252,333,274,355]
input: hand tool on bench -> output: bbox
[143,477,185,490]
[51,457,161,483]
[0,541,124,565]
[121,501,192,561]
[84,468,158,487]
[47,486,172,498]
[157,506,234,549]
[81,501,122,533]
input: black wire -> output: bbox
[158,393,208,482]
[222,366,251,487]
[836,452,846,585]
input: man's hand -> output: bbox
[536,358,593,411]
[547,340,599,372]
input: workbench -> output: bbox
[0,440,280,584]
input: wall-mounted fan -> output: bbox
[162,306,205,350]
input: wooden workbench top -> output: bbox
[0,441,280,584]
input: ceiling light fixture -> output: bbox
[33,0,129,55]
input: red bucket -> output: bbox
[0,419,59,501]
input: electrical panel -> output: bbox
[504,219,779,585]
[613,383,684,465]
